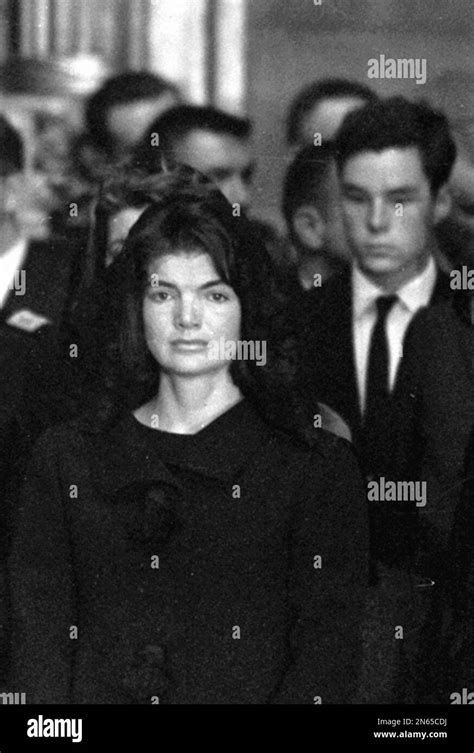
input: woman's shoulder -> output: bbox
[30,408,130,461]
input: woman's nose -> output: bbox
[175,296,201,328]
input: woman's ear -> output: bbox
[292,204,325,251]
[433,183,452,225]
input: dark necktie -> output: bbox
[362,295,399,580]
[362,294,398,478]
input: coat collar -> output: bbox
[81,399,276,496]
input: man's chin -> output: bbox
[357,260,400,278]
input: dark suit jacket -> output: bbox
[298,267,452,571]
[0,236,83,481]
[394,294,474,561]
[0,236,82,682]
[299,268,452,451]
[9,400,368,704]
[0,238,81,338]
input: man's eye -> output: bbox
[344,192,365,203]
[208,170,229,183]
[391,196,409,205]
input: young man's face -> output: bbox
[172,129,254,211]
[341,146,449,289]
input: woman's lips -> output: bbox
[171,339,208,351]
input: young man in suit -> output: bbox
[299,96,457,702]
[300,97,455,457]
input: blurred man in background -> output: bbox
[427,71,474,270]
[84,71,181,165]
[282,142,350,289]
[52,71,181,242]
[134,105,254,212]
[286,78,378,151]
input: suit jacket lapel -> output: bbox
[392,267,452,398]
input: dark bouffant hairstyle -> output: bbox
[286,78,378,147]
[334,96,457,193]
[112,170,294,387]
[80,165,315,445]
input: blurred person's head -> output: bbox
[134,105,254,211]
[334,96,456,291]
[92,169,171,268]
[286,78,378,150]
[424,71,474,267]
[0,115,24,247]
[447,123,474,258]
[282,143,350,287]
[85,72,181,158]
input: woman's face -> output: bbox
[143,251,241,378]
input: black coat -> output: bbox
[9,400,368,704]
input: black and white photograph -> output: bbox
[0,0,473,747]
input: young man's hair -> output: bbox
[0,115,24,175]
[85,72,181,153]
[282,143,336,241]
[334,96,457,193]
[133,105,252,174]
[286,78,378,147]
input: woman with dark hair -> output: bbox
[9,170,368,704]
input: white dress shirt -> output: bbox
[0,237,28,308]
[352,258,437,414]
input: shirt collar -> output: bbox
[352,256,437,319]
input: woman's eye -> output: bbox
[208,292,229,302]
[148,289,172,302]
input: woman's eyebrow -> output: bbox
[199,279,227,290]
[148,278,226,290]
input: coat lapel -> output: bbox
[302,273,362,437]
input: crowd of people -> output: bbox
[0,69,473,705]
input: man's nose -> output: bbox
[175,295,202,328]
[367,199,390,231]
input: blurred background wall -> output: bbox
[247,0,474,226]
[0,0,472,227]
